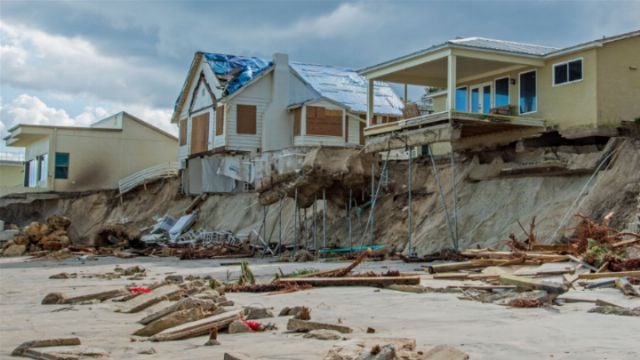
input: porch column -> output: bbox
[367,79,374,127]
[446,54,457,111]
[301,105,307,136]
[403,84,408,104]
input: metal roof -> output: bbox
[449,37,558,56]
[290,62,403,116]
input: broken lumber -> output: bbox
[298,249,370,278]
[287,318,352,334]
[134,307,210,337]
[578,271,640,280]
[151,310,241,342]
[42,289,127,305]
[12,338,81,358]
[615,277,640,297]
[277,275,420,287]
[426,259,519,273]
[499,274,567,294]
[460,250,568,261]
[116,284,182,313]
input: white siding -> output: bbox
[225,73,273,153]
[294,135,348,147]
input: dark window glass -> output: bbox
[554,64,568,85]
[54,152,69,179]
[495,78,509,107]
[569,60,582,81]
[455,87,468,111]
[519,71,537,113]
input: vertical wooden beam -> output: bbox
[446,55,457,112]
[367,79,374,127]
[403,84,408,104]
[301,105,307,136]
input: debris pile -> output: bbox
[1,216,72,256]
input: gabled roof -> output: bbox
[290,62,403,116]
[449,37,558,56]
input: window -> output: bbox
[519,70,537,114]
[215,105,224,136]
[455,87,468,111]
[55,152,69,179]
[236,104,257,134]
[553,59,582,85]
[494,77,509,107]
[179,119,187,146]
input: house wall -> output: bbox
[0,163,23,187]
[51,115,178,192]
[225,72,272,153]
[596,36,640,126]
[429,49,600,131]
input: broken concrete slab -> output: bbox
[287,318,352,334]
[139,298,217,325]
[243,306,274,320]
[116,285,182,313]
[42,289,127,305]
[151,310,242,342]
[303,329,343,341]
[228,320,252,334]
[499,274,567,294]
[134,307,207,337]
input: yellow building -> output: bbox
[360,30,640,152]
[3,111,178,194]
[0,159,23,188]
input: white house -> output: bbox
[172,52,404,195]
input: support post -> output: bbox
[403,83,408,104]
[450,150,458,244]
[408,146,413,255]
[303,207,307,247]
[367,79,374,127]
[446,54,457,112]
[348,189,353,252]
[278,197,283,253]
[370,163,375,245]
[294,188,298,251]
[322,189,327,249]
[262,205,267,250]
[313,195,317,251]
[428,145,457,250]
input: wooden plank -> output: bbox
[578,271,640,280]
[151,310,241,342]
[499,274,567,294]
[215,105,224,135]
[237,104,257,134]
[426,259,518,274]
[190,113,210,154]
[277,276,420,287]
[287,318,352,334]
[116,285,182,313]
[12,338,81,358]
[42,289,127,305]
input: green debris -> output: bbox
[238,261,255,286]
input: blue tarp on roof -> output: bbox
[202,53,272,96]
[290,62,403,116]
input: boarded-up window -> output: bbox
[215,105,224,136]
[237,104,257,134]
[345,116,349,142]
[306,106,342,136]
[293,108,301,136]
[179,119,187,146]
[191,113,210,154]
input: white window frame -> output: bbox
[518,69,538,115]
[469,82,493,114]
[552,57,583,87]
[493,76,510,107]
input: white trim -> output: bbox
[518,69,538,115]
[493,76,510,107]
[469,82,493,114]
[552,57,584,87]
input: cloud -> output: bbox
[0,20,181,108]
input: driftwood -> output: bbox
[277,275,420,287]
[499,274,567,294]
[298,250,371,278]
[12,338,81,359]
[116,285,182,313]
[139,298,217,325]
[578,271,640,280]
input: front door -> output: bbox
[470,83,492,114]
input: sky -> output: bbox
[1,0,639,158]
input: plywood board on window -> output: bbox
[306,106,342,137]
[190,113,209,154]
[237,104,257,134]
[215,105,224,136]
[293,108,301,136]
[179,119,187,146]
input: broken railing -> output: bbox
[118,162,179,194]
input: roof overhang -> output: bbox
[360,45,545,86]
